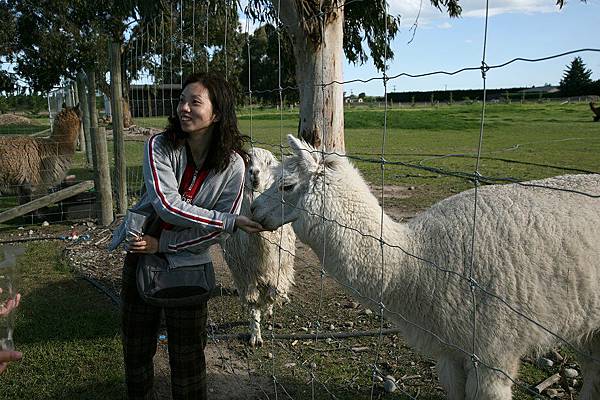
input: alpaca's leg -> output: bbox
[265,303,273,318]
[579,334,600,400]
[17,183,42,221]
[436,356,466,400]
[17,183,33,205]
[249,307,263,347]
[465,358,517,400]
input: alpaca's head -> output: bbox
[251,134,344,231]
[52,105,81,146]
[247,147,279,192]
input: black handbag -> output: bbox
[134,212,216,307]
[136,254,215,307]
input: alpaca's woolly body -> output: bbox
[0,107,81,195]
[252,135,600,399]
[222,148,296,345]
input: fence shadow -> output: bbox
[16,276,120,344]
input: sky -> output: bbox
[4,0,599,97]
[341,0,600,95]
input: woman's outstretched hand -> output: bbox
[0,350,22,374]
[235,215,266,233]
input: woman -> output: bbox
[109,73,262,399]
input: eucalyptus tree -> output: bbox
[247,0,574,151]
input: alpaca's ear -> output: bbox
[287,134,306,154]
[287,134,318,171]
[269,151,278,165]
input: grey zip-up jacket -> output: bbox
[109,133,245,267]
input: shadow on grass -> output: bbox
[0,240,126,400]
[41,378,125,400]
[17,277,120,344]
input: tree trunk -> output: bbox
[122,96,133,128]
[277,0,345,152]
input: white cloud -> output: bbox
[437,22,453,29]
[388,0,560,24]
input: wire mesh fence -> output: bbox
[1,0,600,398]
[0,73,101,226]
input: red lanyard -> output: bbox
[161,163,209,231]
[180,163,209,202]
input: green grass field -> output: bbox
[133,101,600,210]
[4,102,598,220]
[0,115,50,136]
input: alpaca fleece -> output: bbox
[251,134,600,400]
[222,148,296,346]
[0,107,81,195]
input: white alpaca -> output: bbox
[251,134,600,400]
[221,147,296,346]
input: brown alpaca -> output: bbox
[590,102,600,122]
[0,106,82,204]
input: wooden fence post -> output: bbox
[95,126,114,226]
[86,70,99,185]
[86,69,114,226]
[146,84,153,117]
[72,79,86,154]
[77,72,93,167]
[109,41,127,214]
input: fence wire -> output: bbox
[1,0,599,399]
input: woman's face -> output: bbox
[177,82,217,135]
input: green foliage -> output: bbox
[245,0,460,74]
[0,94,47,113]
[4,0,165,94]
[0,71,16,94]
[123,0,244,103]
[6,0,110,91]
[239,23,298,104]
[559,57,594,96]
[0,1,17,56]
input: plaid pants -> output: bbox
[121,253,208,400]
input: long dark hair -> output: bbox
[163,73,249,171]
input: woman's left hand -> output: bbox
[128,235,159,254]
[235,215,267,233]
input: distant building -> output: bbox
[344,94,357,103]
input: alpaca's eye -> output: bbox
[281,184,295,192]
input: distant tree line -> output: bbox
[379,57,599,104]
[385,88,528,104]
[0,94,46,114]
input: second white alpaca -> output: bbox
[251,134,600,400]
[221,147,296,346]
